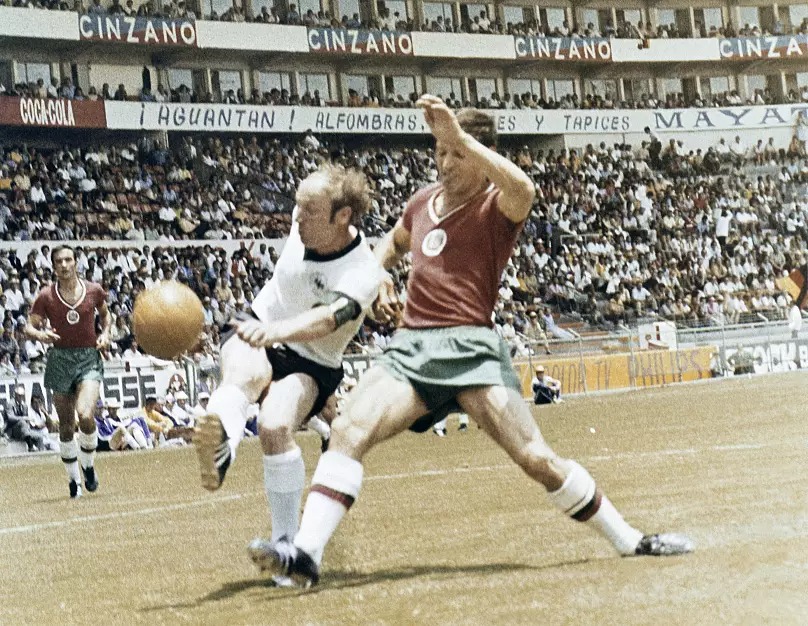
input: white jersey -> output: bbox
[251,221,383,369]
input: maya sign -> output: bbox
[307,28,413,55]
[0,96,107,128]
[79,15,197,46]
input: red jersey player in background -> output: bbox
[25,246,111,499]
[252,95,692,585]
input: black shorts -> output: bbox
[222,312,344,418]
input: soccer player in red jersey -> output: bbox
[25,246,111,499]
[252,96,692,585]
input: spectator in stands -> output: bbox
[95,398,150,451]
[5,385,49,451]
[28,395,58,451]
[531,365,562,405]
[191,391,210,419]
[170,390,193,426]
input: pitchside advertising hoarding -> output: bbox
[2,366,183,412]
[78,15,198,46]
[102,101,808,135]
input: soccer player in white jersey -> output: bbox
[194,164,384,583]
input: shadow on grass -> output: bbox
[140,557,596,613]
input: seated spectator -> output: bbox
[5,385,49,451]
[95,398,151,451]
[531,366,562,405]
[191,391,210,419]
[28,395,58,451]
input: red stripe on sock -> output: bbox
[311,484,355,509]
[572,488,603,522]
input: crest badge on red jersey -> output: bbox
[422,229,447,257]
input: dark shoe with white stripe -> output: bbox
[82,466,98,492]
[248,537,320,587]
[69,480,82,499]
[635,533,693,556]
[194,413,231,491]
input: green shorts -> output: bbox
[44,347,104,395]
[376,326,521,432]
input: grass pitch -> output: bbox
[2,373,808,625]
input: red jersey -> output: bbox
[30,280,107,349]
[402,183,523,328]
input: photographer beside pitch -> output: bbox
[252,95,692,585]
[24,245,111,499]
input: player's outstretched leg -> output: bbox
[195,336,270,491]
[249,366,429,586]
[458,385,693,557]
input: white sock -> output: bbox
[77,430,97,470]
[433,417,447,431]
[546,460,643,555]
[264,448,306,544]
[307,415,330,440]
[458,413,469,426]
[588,495,644,555]
[207,384,250,458]
[60,438,81,483]
[294,451,363,564]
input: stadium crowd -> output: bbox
[3,0,807,42]
[0,123,806,369]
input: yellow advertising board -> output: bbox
[514,346,716,397]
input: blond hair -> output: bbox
[300,163,373,227]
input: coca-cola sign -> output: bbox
[0,97,107,128]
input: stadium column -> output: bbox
[686,6,696,37]
[241,70,251,99]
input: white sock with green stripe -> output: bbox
[77,430,98,469]
[60,438,81,483]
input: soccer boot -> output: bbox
[458,424,468,432]
[320,435,330,454]
[269,575,297,588]
[433,427,447,437]
[634,533,694,556]
[195,413,231,491]
[82,466,99,492]
[248,538,320,587]
[69,480,82,499]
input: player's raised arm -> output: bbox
[374,218,411,271]
[417,94,535,223]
